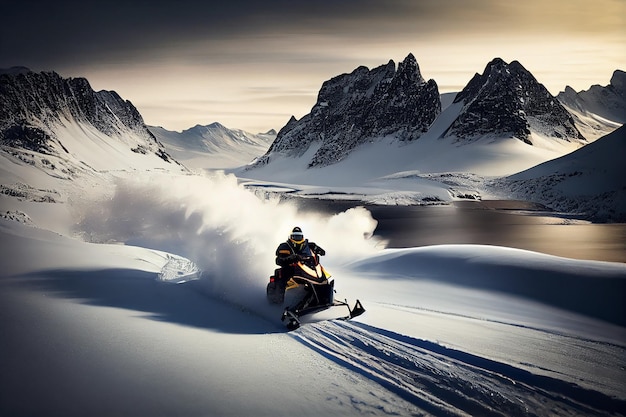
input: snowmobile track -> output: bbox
[293,320,626,417]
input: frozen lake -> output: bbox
[293,199,626,263]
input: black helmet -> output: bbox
[289,226,305,249]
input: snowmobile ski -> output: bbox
[281,309,301,330]
[281,298,366,330]
[348,299,366,319]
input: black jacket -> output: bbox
[275,239,325,267]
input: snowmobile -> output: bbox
[266,253,365,330]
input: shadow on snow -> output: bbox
[11,268,282,335]
[294,321,626,417]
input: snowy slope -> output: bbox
[0,116,189,237]
[236,98,586,206]
[237,97,622,219]
[495,125,626,222]
[0,69,176,169]
[0,116,179,179]
[558,70,625,140]
[1,170,624,417]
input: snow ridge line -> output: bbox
[293,320,625,417]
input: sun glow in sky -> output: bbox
[2,0,624,133]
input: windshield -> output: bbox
[300,243,313,257]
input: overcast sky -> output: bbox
[2,0,624,132]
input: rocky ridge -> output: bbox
[254,53,441,168]
[253,56,594,170]
[446,58,585,144]
[0,68,173,163]
[557,69,625,125]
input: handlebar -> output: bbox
[289,254,316,265]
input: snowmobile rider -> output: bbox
[273,226,326,296]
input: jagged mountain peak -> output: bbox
[448,57,585,144]
[454,58,533,104]
[184,122,229,135]
[609,69,625,93]
[1,70,146,135]
[395,53,425,84]
[255,54,441,168]
[206,121,227,130]
[0,66,32,75]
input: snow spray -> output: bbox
[74,171,380,315]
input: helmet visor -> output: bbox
[290,232,304,244]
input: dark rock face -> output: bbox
[0,69,173,161]
[2,124,53,153]
[447,58,585,144]
[256,53,441,167]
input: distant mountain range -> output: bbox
[0,59,624,222]
[0,68,274,176]
[558,69,625,124]
[253,56,622,169]
[149,123,274,169]
[557,70,625,140]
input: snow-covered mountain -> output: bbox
[253,53,441,168]
[494,125,626,222]
[1,64,625,417]
[238,123,626,221]
[557,69,625,140]
[446,58,585,145]
[2,63,622,224]
[251,56,598,173]
[0,68,179,182]
[149,122,274,169]
[0,68,191,236]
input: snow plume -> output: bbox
[74,171,380,312]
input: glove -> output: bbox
[317,248,326,256]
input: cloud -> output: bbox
[5,0,623,71]
[3,0,624,132]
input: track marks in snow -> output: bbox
[293,320,625,417]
